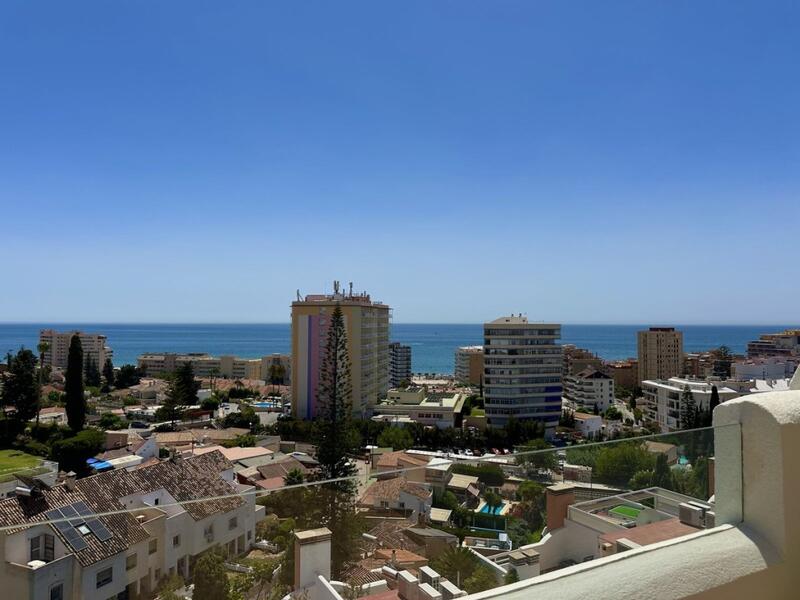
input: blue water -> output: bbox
[0,323,795,374]
[480,502,506,515]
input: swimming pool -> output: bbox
[252,402,282,409]
[479,502,505,515]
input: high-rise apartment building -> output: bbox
[291,282,390,419]
[483,316,563,432]
[39,329,113,370]
[637,327,683,383]
[454,346,484,386]
[389,342,412,387]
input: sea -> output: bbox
[1,323,795,375]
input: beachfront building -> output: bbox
[137,352,290,382]
[454,345,484,386]
[637,327,683,384]
[483,316,563,432]
[291,282,390,419]
[746,328,800,357]
[0,451,264,600]
[371,387,467,429]
[563,367,615,413]
[39,329,113,370]
[389,342,412,387]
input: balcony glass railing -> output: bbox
[0,424,740,600]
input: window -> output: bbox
[44,534,54,562]
[148,539,157,554]
[49,584,63,600]
[30,536,40,561]
[126,553,137,570]
[173,535,181,547]
[204,524,214,542]
[96,567,113,588]
[228,517,238,530]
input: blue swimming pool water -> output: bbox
[479,502,505,515]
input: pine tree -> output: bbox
[679,385,697,430]
[652,453,673,489]
[102,358,115,390]
[84,356,101,387]
[1,348,41,422]
[310,304,363,578]
[65,335,86,431]
[158,362,199,426]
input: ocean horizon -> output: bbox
[1,323,795,375]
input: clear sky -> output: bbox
[1,1,798,324]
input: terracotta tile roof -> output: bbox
[360,478,432,506]
[377,451,429,469]
[599,517,700,547]
[364,520,424,556]
[374,548,428,566]
[341,565,384,586]
[0,449,246,568]
[0,484,147,568]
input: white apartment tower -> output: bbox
[483,316,563,433]
[39,329,113,370]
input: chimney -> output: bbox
[294,528,332,591]
[398,570,419,600]
[64,472,77,492]
[545,483,575,531]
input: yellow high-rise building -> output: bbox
[291,282,390,419]
[637,327,684,383]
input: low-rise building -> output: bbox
[562,345,605,377]
[641,377,742,432]
[371,387,467,429]
[572,412,603,440]
[746,328,800,357]
[607,359,638,392]
[358,477,433,519]
[563,368,615,412]
[137,352,291,383]
[0,451,264,600]
[732,356,798,380]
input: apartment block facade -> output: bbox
[637,327,683,383]
[137,353,290,383]
[563,367,615,412]
[0,451,264,600]
[454,346,484,386]
[39,330,113,370]
[483,316,563,432]
[389,342,412,387]
[291,283,390,419]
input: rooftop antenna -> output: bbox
[296,289,301,302]
[349,281,353,297]
[333,280,340,294]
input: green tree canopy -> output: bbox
[1,348,41,422]
[114,364,141,389]
[377,426,414,450]
[193,548,230,600]
[158,362,199,425]
[50,428,105,475]
[102,358,115,390]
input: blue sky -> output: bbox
[1,1,798,324]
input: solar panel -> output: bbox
[85,518,113,542]
[62,526,89,551]
[60,504,82,526]
[45,507,90,551]
[72,501,93,517]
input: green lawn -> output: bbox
[0,450,41,474]
[471,408,486,417]
[610,505,642,519]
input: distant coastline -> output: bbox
[1,323,795,375]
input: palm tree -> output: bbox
[35,341,50,426]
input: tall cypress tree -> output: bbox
[65,335,86,431]
[311,304,363,577]
[84,356,101,387]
